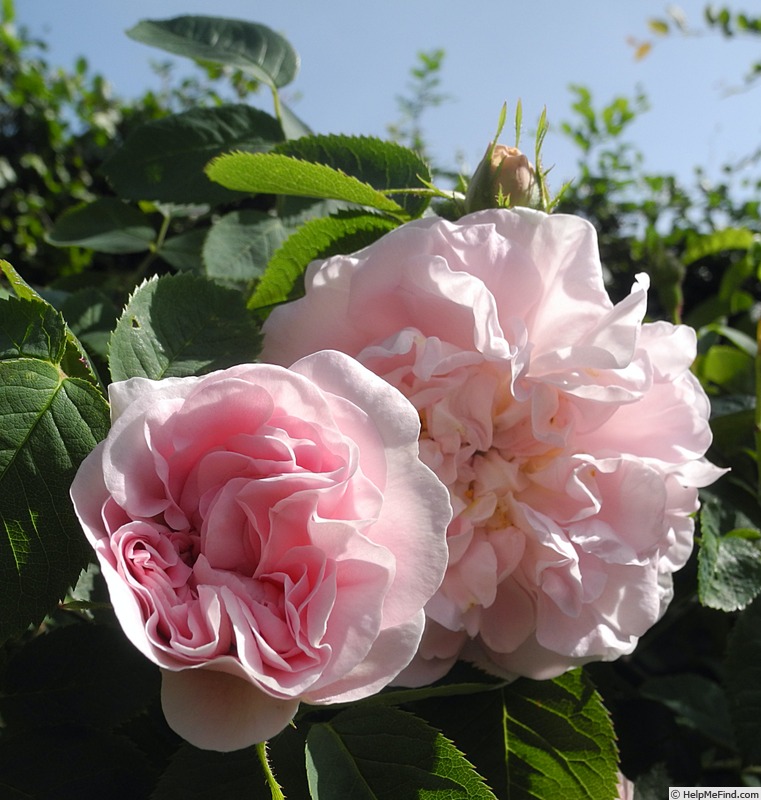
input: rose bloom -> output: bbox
[261,208,724,684]
[70,351,450,750]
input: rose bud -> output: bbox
[464,143,539,212]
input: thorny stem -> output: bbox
[256,741,286,800]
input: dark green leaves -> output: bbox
[724,595,761,764]
[306,706,496,800]
[126,16,300,90]
[103,105,284,204]
[0,269,109,643]
[201,210,289,287]
[698,494,761,612]
[47,197,156,253]
[108,273,263,382]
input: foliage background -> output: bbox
[2,2,761,798]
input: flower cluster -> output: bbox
[261,207,723,684]
[72,204,721,751]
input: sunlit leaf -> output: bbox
[108,273,262,382]
[683,228,757,266]
[306,706,496,799]
[249,211,397,310]
[206,151,406,215]
[0,357,109,642]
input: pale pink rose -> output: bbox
[70,351,451,750]
[617,772,636,800]
[261,208,724,684]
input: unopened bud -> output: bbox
[464,143,539,212]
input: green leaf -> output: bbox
[640,674,735,748]
[103,105,283,204]
[47,197,156,253]
[1,261,104,388]
[682,228,757,266]
[0,359,110,642]
[206,151,406,215]
[724,594,761,763]
[0,623,160,732]
[305,706,497,799]
[274,134,433,217]
[280,100,312,140]
[59,287,120,362]
[0,296,67,362]
[698,494,761,611]
[249,211,398,310]
[202,210,289,287]
[126,15,299,90]
[158,228,208,272]
[697,344,754,393]
[108,273,263,382]
[501,670,619,800]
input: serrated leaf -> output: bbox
[414,670,618,799]
[0,360,110,642]
[683,228,757,266]
[206,152,406,215]
[202,210,289,286]
[724,594,761,763]
[47,197,156,253]
[126,16,299,89]
[250,212,397,310]
[103,105,283,204]
[0,296,67,362]
[502,670,619,800]
[0,259,41,302]
[698,495,761,611]
[1,261,104,388]
[306,706,496,800]
[274,134,433,217]
[0,623,160,732]
[108,273,262,382]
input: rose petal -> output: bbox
[160,667,300,751]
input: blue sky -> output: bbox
[15,1,761,190]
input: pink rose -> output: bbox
[261,208,724,684]
[70,351,451,750]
